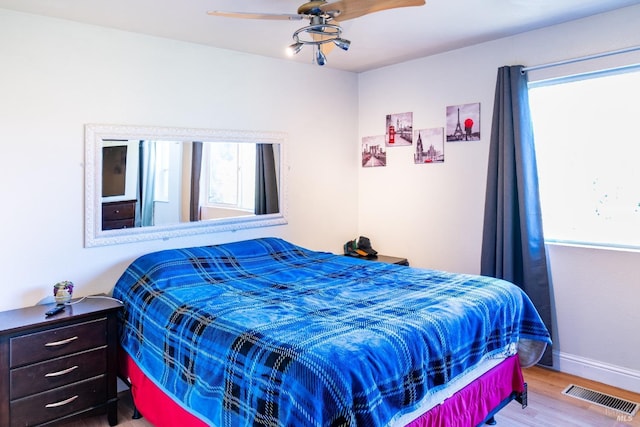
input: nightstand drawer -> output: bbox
[10,347,107,399]
[10,318,107,368]
[102,217,135,230]
[10,375,106,427]
[102,200,135,221]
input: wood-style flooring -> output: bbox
[58,366,640,426]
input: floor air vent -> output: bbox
[562,384,639,417]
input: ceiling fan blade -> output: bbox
[321,0,425,21]
[207,10,303,21]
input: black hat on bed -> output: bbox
[344,236,378,258]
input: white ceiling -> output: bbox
[1,0,639,72]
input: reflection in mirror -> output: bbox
[85,125,287,247]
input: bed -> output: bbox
[112,237,551,426]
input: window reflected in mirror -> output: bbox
[99,140,279,231]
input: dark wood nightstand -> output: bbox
[370,255,410,266]
[344,254,409,266]
[102,200,136,230]
[0,296,123,427]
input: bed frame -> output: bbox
[483,387,527,426]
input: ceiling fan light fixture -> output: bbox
[286,42,304,56]
[333,37,351,51]
[288,20,346,66]
[316,47,327,66]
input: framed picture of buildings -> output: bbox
[414,127,444,164]
[362,135,387,167]
[385,112,413,146]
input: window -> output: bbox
[202,142,256,212]
[528,66,640,249]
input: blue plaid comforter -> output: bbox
[113,238,550,427]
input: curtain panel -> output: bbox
[481,65,553,366]
[136,140,156,228]
[255,144,279,215]
[190,141,203,222]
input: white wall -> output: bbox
[357,5,640,392]
[0,9,359,312]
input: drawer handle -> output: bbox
[44,336,79,347]
[45,395,78,408]
[45,365,79,377]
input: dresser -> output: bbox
[0,297,123,426]
[102,200,136,230]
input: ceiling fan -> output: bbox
[207,0,426,66]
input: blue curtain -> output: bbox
[481,65,553,366]
[136,140,156,227]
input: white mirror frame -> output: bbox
[85,124,288,247]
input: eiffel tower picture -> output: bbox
[447,102,481,142]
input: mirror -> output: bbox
[85,124,288,247]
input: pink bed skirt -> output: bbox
[406,355,524,427]
[122,352,208,427]
[121,352,523,427]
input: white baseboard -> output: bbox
[552,351,640,395]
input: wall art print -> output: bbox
[414,127,444,164]
[385,112,413,146]
[362,135,387,167]
[446,102,480,142]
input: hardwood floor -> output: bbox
[497,366,640,426]
[58,366,640,427]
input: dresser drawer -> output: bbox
[10,375,106,427]
[10,347,106,399]
[10,318,106,368]
[102,217,135,230]
[102,200,136,221]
